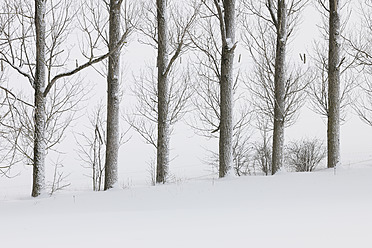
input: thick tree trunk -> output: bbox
[327,0,341,168]
[271,0,287,175]
[104,0,121,190]
[32,0,47,197]
[156,0,170,183]
[219,0,236,178]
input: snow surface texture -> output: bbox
[1,164,372,247]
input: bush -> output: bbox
[252,141,272,176]
[286,138,326,172]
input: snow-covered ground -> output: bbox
[1,164,372,248]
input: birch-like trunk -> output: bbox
[32,0,47,197]
[327,0,341,168]
[271,0,287,175]
[104,0,121,190]
[219,0,236,177]
[156,0,170,183]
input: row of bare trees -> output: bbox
[0,0,134,196]
[242,0,370,175]
[1,0,372,197]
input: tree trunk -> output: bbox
[104,0,121,190]
[156,0,170,183]
[219,0,236,178]
[32,0,47,197]
[327,0,341,168]
[271,0,287,175]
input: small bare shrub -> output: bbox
[286,138,326,172]
[75,105,106,191]
[252,141,272,176]
[48,159,71,195]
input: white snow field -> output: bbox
[1,164,372,248]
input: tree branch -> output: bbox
[213,0,227,46]
[44,32,128,97]
[266,0,278,28]
[0,56,34,88]
[0,86,34,107]
[317,0,330,12]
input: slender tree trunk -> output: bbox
[327,0,341,168]
[156,0,170,183]
[271,0,287,175]
[104,0,122,190]
[219,0,236,178]
[32,0,47,197]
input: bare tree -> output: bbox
[308,1,355,123]
[32,0,48,197]
[0,0,129,196]
[271,0,289,175]
[76,105,106,191]
[128,0,198,183]
[191,0,237,177]
[156,0,170,184]
[78,0,136,189]
[325,0,342,168]
[216,0,237,177]
[76,101,130,191]
[105,0,131,190]
[188,1,254,177]
[242,0,308,174]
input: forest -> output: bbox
[1,0,372,198]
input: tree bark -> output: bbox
[32,0,47,197]
[219,0,236,178]
[327,0,341,168]
[104,0,122,190]
[156,0,170,183]
[271,0,287,175]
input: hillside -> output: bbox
[1,164,372,247]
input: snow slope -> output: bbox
[1,164,372,248]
